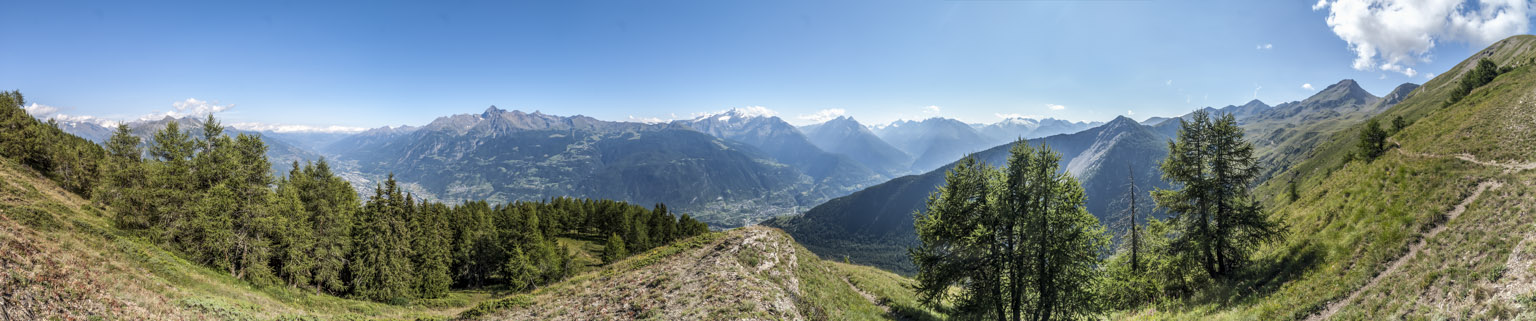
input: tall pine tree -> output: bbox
[350,175,416,303]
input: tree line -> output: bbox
[0,94,708,304]
[912,110,1281,319]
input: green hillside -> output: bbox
[1126,34,1536,320]
[0,157,486,320]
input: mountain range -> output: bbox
[769,77,1415,274]
[799,116,915,176]
[769,115,1174,273]
[671,109,886,198]
[54,116,326,175]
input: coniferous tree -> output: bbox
[451,201,497,288]
[1153,111,1280,281]
[504,247,537,291]
[1390,115,1408,134]
[272,175,315,288]
[99,124,151,229]
[46,119,103,197]
[1126,164,1142,273]
[650,203,675,244]
[602,233,628,264]
[1355,118,1388,162]
[0,91,51,172]
[911,142,1109,321]
[296,159,357,294]
[350,175,415,303]
[230,133,277,284]
[148,121,197,243]
[413,202,453,299]
[189,183,238,273]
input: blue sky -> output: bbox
[3,0,1531,131]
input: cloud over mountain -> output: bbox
[1315,0,1531,76]
[796,108,846,124]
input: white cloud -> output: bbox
[1253,85,1263,99]
[1315,0,1531,76]
[796,108,846,123]
[923,105,942,116]
[994,113,1044,119]
[1257,43,1274,50]
[626,115,669,124]
[1046,104,1066,111]
[135,98,236,121]
[1302,83,1316,90]
[1165,79,1174,86]
[24,99,361,133]
[1126,110,1136,115]
[22,103,119,127]
[22,103,57,116]
[1425,72,1438,79]
[227,122,368,133]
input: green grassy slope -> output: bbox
[0,158,489,320]
[1129,34,1536,320]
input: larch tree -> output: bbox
[1153,110,1280,281]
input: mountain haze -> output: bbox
[873,117,992,173]
[672,109,886,198]
[799,116,914,176]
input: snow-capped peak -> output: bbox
[692,106,779,122]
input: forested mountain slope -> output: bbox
[769,116,1173,273]
[327,107,840,227]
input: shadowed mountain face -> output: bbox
[325,107,849,228]
[800,116,914,177]
[672,110,886,198]
[769,116,1173,274]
